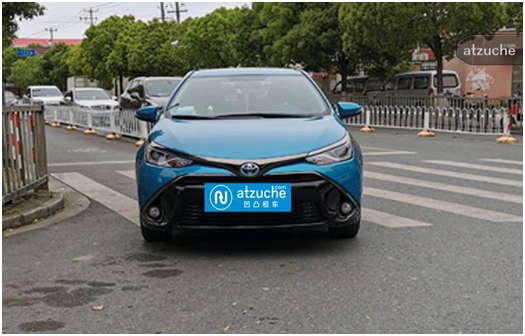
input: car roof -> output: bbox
[394,70,458,76]
[74,87,105,91]
[29,85,60,89]
[191,67,302,78]
[132,76,183,82]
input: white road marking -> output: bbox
[49,160,135,167]
[51,172,139,226]
[116,170,135,179]
[367,162,522,187]
[425,160,523,175]
[479,158,523,166]
[362,151,417,156]
[364,187,522,223]
[362,208,433,228]
[364,171,523,204]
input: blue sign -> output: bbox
[204,183,292,212]
[17,49,36,58]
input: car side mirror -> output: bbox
[337,102,362,118]
[136,106,158,122]
[64,96,72,103]
[130,92,141,101]
[112,96,118,101]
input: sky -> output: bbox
[18,1,251,40]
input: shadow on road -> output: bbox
[141,228,364,258]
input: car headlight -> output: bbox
[145,141,193,168]
[305,133,353,165]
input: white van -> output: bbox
[384,70,461,97]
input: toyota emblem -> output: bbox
[240,162,260,177]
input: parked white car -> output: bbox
[23,85,64,105]
[64,87,120,111]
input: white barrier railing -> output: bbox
[45,103,521,137]
[344,104,520,134]
[44,106,151,139]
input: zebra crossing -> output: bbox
[51,156,523,229]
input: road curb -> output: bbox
[2,192,64,230]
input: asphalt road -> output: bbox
[2,126,523,333]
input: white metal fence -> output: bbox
[3,105,48,204]
[331,96,523,134]
[44,106,151,139]
[43,99,522,137]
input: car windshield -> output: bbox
[76,90,111,100]
[32,88,61,97]
[146,79,181,97]
[5,91,15,99]
[167,74,328,118]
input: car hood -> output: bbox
[150,115,346,159]
[33,96,63,102]
[76,99,119,107]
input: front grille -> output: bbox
[179,201,322,227]
[91,105,112,110]
[144,173,356,229]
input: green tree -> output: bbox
[257,3,355,90]
[127,19,189,77]
[414,3,505,93]
[184,8,238,68]
[2,47,18,82]
[2,2,45,47]
[340,3,419,80]
[81,15,136,89]
[8,57,44,89]
[504,2,523,34]
[40,43,71,91]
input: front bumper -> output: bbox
[136,145,363,231]
[141,173,360,230]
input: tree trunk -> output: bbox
[433,34,444,94]
[339,57,349,94]
[119,75,124,97]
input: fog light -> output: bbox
[148,206,162,219]
[340,202,353,215]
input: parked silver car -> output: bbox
[64,88,120,111]
[23,85,64,105]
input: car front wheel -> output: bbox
[329,222,360,239]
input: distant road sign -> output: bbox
[16,49,36,58]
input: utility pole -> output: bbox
[174,2,187,23]
[80,7,98,26]
[45,27,58,46]
[160,2,166,22]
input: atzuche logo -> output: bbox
[457,35,522,65]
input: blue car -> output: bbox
[135,68,363,242]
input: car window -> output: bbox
[135,81,145,98]
[75,90,111,100]
[434,74,459,88]
[146,79,181,97]
[413,76,429,89]
[365,80,383,92]
[168,75,329,117]
[396,77,412,90]
[355,81,365,93]
[26,88,31,97]
[32,88,62,97]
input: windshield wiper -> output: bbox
[171,115,215,120]
[214,113,314,119]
